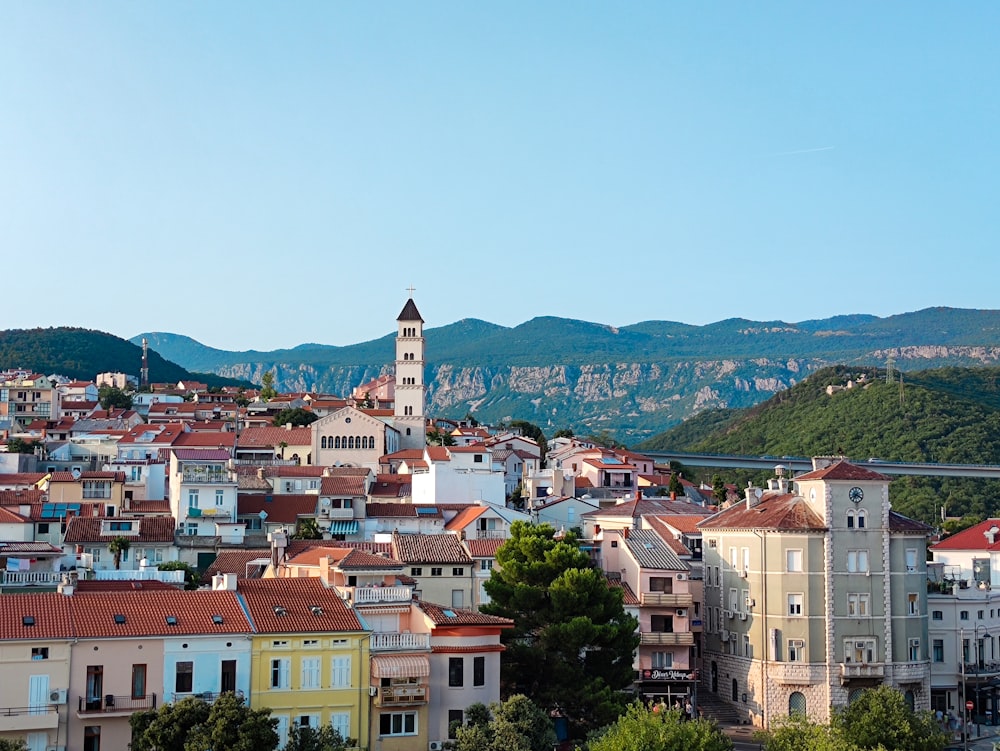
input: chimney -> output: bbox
[211,572,237,591]
[623,527,630,539]
[58,572,77,596]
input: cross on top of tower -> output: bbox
[406,285,416,296]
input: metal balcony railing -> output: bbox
[78,694,157,714]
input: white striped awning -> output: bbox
[371,654,430,679]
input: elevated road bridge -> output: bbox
[639,451,1000,479]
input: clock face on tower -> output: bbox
[849,487,864,504]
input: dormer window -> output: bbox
[114,614,126,625]
[165,615,178,626]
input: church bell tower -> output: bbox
[394,297,426,450]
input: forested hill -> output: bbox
[0,328,246,387]
[638,365,1000,524]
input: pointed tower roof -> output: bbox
[397,298,424,322]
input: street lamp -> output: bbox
[974,625,991,739]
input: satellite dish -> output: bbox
[754,488,763,499]
[258,510,268,520]
[321,498,332,507]
[71,469,82,481]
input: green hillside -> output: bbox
[639,365,1000,525]
[0,328,248,388]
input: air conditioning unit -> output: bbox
[48,689,67,704]
[739,612,748,621]
[726,610,735,619]
[368,686,378,697]
[429,742,445,751]
[319,509,330,518]
[745,598,755,608]
[676,573,685,580]
[854,641,866,649]
[720,629,730,641]
[676,608,687,617]
[739,569,748,578]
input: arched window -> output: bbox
[789,692,806,716]
[334,437,341,449]
[348,436,355,449]
[406,428,411,436]
[857,510,868,528]
[846,509,856,528]
[321,436,327,449]
[369,435,375,448]
[360,436,368,449]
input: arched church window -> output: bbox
[321,436,327,449]
[348,436,355,449]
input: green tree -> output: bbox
[553,428,574,439]
[668,473,684,498]
[283,724,353,751]
[98,385,134,410]
[5,438,35,454]
[588,702,733,751]
[834,685,947,751]
[184,692,279,751]
[755,713,849,751]
[712,475,728,506]
[271,407,318,427]
[157,561,201,590]
[130,696,212,751]
[482,522,639,737]
[0,739,28,751]
[427,427,457,446]
[292,517,323,540]
[109,536,131,570]
[452,695,556,751]
[260,371,277,402]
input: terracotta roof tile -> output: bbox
[640,516,692,556]
[203,550,274,581]
[71,590,253,637]
[238,494,317,524]
[392,533,472,564]
[63,516,177,544]
[464,538,505,558]
[888,510,933,535]
[698,493,827,531]
[320,475,367,496]
[231,427,313,447]
[417,601,512,627]
[444,506,488,531]
[75,580,182,592]
[366,503,439,518]
[930,517,1000,551]
[284,539,392,559]
[237,578,365,634]
[0,474,47,488]
[0,593,74,640]
[0,505,31,523]
[793,459,890,482]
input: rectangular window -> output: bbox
[932,610,943,621]
[729,547,738,569]
[188,489,199,509]
[786,549,803,572]
[84,725,101,751]
[37,522,50,534]
[743,634,751,658]
[905,548,918,573]
[847,593,870,617]
[787,593,803,616]
[271,658,290,689]
[847,550,869,573]
[331,656,351,688]
[480,559,493,571]
[31,647,48,660]
[449,657,464,687]
[933,639,944,663]
[301,658,321,689]
[788,639,804,662]
[431,568,442,576]
[132,664,147,699]
[453,567,464,576]
[175,661,193,693]
[742,547,750,573]
[473,656,485,687]
[216,489,225,506]
[651,651,673,668]
[729,588,738,613]
[909,638,920,662]
[908,593,919,616]
[449,709,465,738]
[379,711,417,736]
[960,610,970,621]
[330,712,350,741]
[411,567,423,576]
[452,589,464,608]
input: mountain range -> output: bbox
[129,306,1000,443]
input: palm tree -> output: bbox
[109,536,131,570]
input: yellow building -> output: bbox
[238,578,371,748]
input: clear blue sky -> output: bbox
[2,3,998,351]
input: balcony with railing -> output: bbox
[370,632,431,652]
[181,467,231,484]
[77,694,157,717]
[2,571,64,587]
[639,592,694,608]
[339,585,413,605]
[319,506,355,520]
[640,632,695,646]
[171,690,244,704]
[475,529,507,539]
[93,569,186,584]
[0,705,59,732]
[839,662,885,682]
[375,684,427,706]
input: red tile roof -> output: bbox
[640,516,692,556]
[71,590,253,637]
[0,593,74,640]
[793,459,890,482]
[63,516,177,544]
[930,518,1000,551]
[262,466,329,478]
[366,503,440,518]
[370,475,412,498]
[0,474,47,488]
[237,578,365,633]
[417,601,513,627]
[202,550,274,581]
[321,475,367,496]
[698,493,827,531]
[444,506,488,532]
[392,533,471,564]
[284,539,392,559]
[426,447,450,462]
[128,500,172,514]
[75,580,182,592]
[239,427,313,447]
[464,538,505,558]
[238,494,317,524]
[0,505,31,522]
